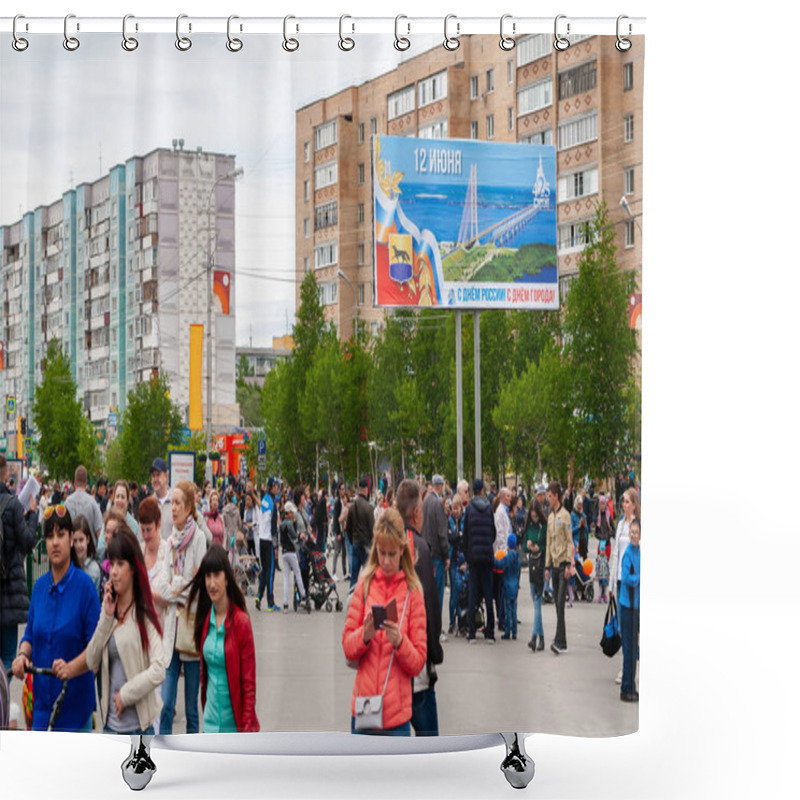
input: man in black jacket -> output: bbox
[1,455,39,677]
[462,478,496,644]
[346,477,374,589]
[396,478,443,736]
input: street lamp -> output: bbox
[336,268,359,342]
[205,166,244,482]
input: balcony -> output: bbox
[89,344,110,360]
[89,405,110,423]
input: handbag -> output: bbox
[354,591,410,731]
[174,604,200,658]
[600,594,622,657]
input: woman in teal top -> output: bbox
[188,545,260,733]
[524,498,548,652]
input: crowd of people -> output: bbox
[0,449,641,735]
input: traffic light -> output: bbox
[20,417,27,435]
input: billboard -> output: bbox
[373,135,558,310]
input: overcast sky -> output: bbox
[0,32,440,347]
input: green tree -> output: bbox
[563,199,638,479]
[117,375,184,483]
[32,339,99,480]
[236,353,263,428]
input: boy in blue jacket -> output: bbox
[619,518,640,702]
[498,533,521,640]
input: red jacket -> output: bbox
[200,603,260,732]
[342,568,427,730]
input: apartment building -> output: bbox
[0,144,238,444]
[296,33,644,340]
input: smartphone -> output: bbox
[371,604,386,629]
[385,597,398,623]
[110,582,117,601]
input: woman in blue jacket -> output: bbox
[619,517,640,702]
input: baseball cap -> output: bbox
[284,501,297,515]
[507,533,517,551]
[150,457,168,474]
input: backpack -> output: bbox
[0,492,14,580]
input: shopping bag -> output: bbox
[600,595,622,657]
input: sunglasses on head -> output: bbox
[44,504,67,520]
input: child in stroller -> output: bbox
[295,538,343,613]
[572,552,595,602]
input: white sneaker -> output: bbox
[440,632,448,644]
[615,669,622,685]
[332,574,340,582]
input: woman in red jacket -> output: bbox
[342,508,427,735]
[187,545,260,733]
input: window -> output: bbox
[371,117,377,135]
[486,115,494,140]
[521,129,553,145]
[314,160,338,189]
[418,70,448,107]
[558,111,598,150]
[558,220,592,251]
[358,163,365,184]
[358,244,365,266]
[623,63,634,91]
[558,167,598,202]
[304,218,310,238]
[508,107,514,133]
[314,242,338,268]
[471,121,479,139]
[624,114,634,143]
[304,180,310,202]
[314,120,338,151]
[625,167,635,195]
[558,60,597,100]
[358,282,366,305]
[625,220,635,248]
[418,119,448,139]
[388,85,415,120]
[303,256,309,273]
[517,34,549,66]
[507,59,514,84]
[317,281,339,306]
[315,200,338,230]
[486,68,494,94]
[517,78,553,116]
[358,123,365,144]
[304,141,310,162]
[470,75,479,99]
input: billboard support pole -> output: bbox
[474,310,482,482]
[456,310,463,483]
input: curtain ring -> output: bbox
[499,14,515,51]
[553,14,570,51]
[283,15,299,52]
[339,15,355,51]
[12,15,29,52]
[226,15,243,52]
[616,15,632,52]
[443,14,460,51]
[63,13,80,51]
[394,15,410,51]
[176,14,192,51]
[122,14,139,51]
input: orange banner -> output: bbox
[189,324,204,430]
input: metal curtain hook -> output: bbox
[122,14,139,51]
[616,15,632,51]
[339,15,355,51]
[176,14,192,51]
[12,14,29,51]
[394,14,410,51]
[443,14,460,51]
[227,15,243,52]
[553,14,570,51]
[499,14,515,51]
[283,15,299,52]
[63,13,80,51]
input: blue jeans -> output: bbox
[503,594,518,638]
[620,603,639,694]
[433,558,446,616]
[530,582,544,639]
[349,543,369,590]
[160,650,201,734]
[351,717,411,736]
[448,562,460,629]
[1,624,18,677]
[344,537,353,575]
[410,686,439,736]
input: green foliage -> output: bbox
[117,375,184,484]
[32,339,99,481]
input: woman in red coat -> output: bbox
[342,508,427,735]
[187,545,260,733]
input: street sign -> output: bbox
[257,438,266,456]
[0,436,6,452]
[23,436,32,453]
[258,454,266,471]
[6,397,15,415]
[108,413,118,426]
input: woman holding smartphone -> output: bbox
[186,545,260,733]
[53,527,165,734]
[342,508,427,736]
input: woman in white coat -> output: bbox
[158,480,207,734]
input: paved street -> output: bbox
[7,566,637,737]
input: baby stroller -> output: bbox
[295,540,343,612]
[572,555,595,602]
[232,536,261,597]
[456,563,486,637]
